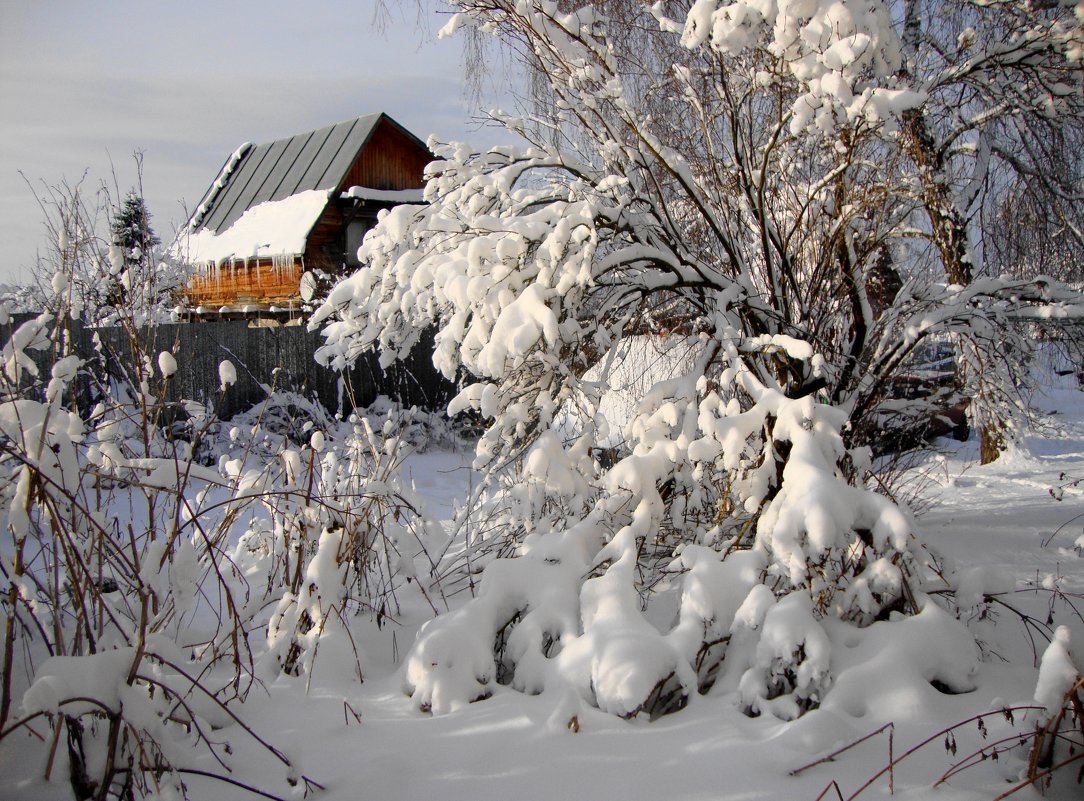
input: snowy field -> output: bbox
[5,383,1081,801]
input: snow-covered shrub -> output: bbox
[1020,627,1083,787]
[200,392,449,681]
[221,390,336,454]
[354,395,475,453]
[0,303,265,798]
[312,0,1084,724]
[0,266,437,798]
[396,341,939,720]
[241,410,447,680]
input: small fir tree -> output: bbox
[112,190,161,265]
[107,191,160,307]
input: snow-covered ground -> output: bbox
[3,385,1082,801]
[278,385,1081,801]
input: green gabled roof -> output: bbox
[192,112,425,235]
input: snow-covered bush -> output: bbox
[0,303,263,798]
[312,0,1084,722]
[395,341,951,719]
[230,406,448,681]
[0,265,441,798]
[1025,627,1083,782]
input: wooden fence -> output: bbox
[4,314,457,420]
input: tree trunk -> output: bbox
[900,111,973,287]
[898,0,1002,464]
[901,108,1004,464]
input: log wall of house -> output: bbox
[305,204,346,273]
[340,119,430,191]
[187,260,304,308]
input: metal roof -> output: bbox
[193,113,386,234]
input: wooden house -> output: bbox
[175,113,431,315]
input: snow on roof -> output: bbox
[188,142,253,231]
[341,186,425,204]
[177,189,331,266]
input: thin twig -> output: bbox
[790,723,894,776]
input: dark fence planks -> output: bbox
[5,314,456,420]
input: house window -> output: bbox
[345,218,376,267]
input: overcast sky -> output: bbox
[0,0,512,284]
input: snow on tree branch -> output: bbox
[312,0,1084,721]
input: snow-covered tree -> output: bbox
[312,1,1084,719]
[107,190,163,307]
[111,191,161,268]
[104,179,190,327]
[983,128,1084,285]
[893,0,1084,459]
